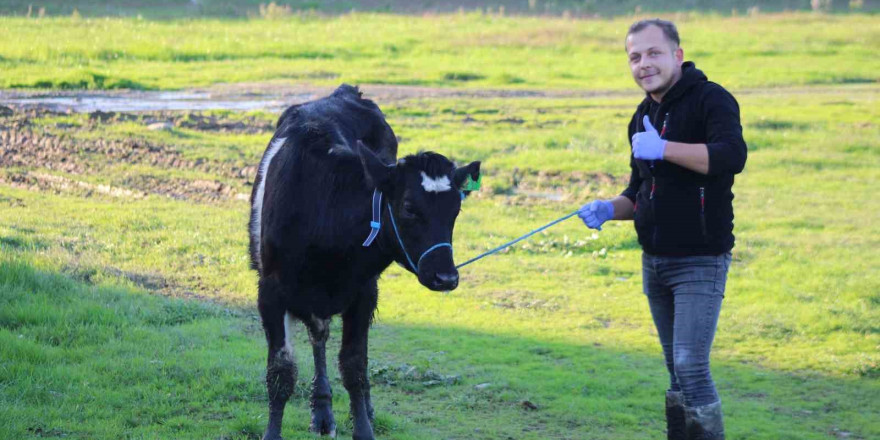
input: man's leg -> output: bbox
[666,253,731,439]
[642,253,685,440]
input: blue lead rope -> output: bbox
[363,189,451,273]
[363,189,580,272]
[454,210,580,269]
[386,200,451,273]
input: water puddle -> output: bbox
[0,90,315,113]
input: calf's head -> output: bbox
[357,141,480,291]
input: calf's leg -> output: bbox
[306,317,336,436]
[258,280,298,440]
[339,285,378,440]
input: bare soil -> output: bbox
[0,85,638,203]
[0,109,261,202]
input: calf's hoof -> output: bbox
[261,430,282,440]
[309,408,337,437]
[351,425,374,440]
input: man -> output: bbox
[578,19,746,440]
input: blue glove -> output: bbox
[578,200,614,231]
[632,115,667,160]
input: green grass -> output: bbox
[0,13,877,90]
[1,10,879,440]
[2,84,878,438]
[0,255,272,439]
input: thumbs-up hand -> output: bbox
[632,115,667,160]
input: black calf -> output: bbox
[249,85,480,440]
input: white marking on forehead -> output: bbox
[420,171,452,193]
[250,136,286,271]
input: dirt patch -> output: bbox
[1,101,629,204]
[1,125,192,173]
[173,112,273,133]
[0,170,145,199]
[0,110,264,178]
[0,170,249,204]
[122,174,249,202]
[0,109,260,202]
[82,110,275,134]
[525,168,623,188]
[485,289,560,311]
[485,168,628,204]
[0,128,88,174]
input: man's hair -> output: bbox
[625,19,680,51]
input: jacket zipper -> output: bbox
[649,111,669,250]
[660,112,669,137]
[699,186,708,241]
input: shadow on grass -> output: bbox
[0,259,876,440]
[0,234,48,251]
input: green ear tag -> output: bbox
[462,174,482,192]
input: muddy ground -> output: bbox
[0,108,273,202]
[0,84,639,113]
[0,85,629,204]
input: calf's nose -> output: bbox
[433,272,459,290]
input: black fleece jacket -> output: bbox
[621,62,747,256]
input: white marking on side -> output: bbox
[251,137,287,270]
[283,312,295,357]
[420,171,452,193]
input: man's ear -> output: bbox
[453,161,481,197]
[356,140,395,192]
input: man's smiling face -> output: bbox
[626,24,684,101]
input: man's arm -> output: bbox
[610,195,635,220]
[701,85,747,175]
[633,86,746,176]
[615,154,641,221]
[663,142,709,175]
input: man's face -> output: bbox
[626,25,684,99]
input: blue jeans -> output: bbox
[642,252,731,408]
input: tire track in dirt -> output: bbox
[0,109,267,202]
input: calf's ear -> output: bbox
[453,161,481,198]
[356,140,396,192]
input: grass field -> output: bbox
[1,13,878,91]
[1,0,871,19]
[1,10,879,440]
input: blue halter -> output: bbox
[362,189,452,273]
